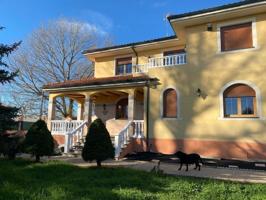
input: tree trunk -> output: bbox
[35,155,40,162]
[68,99,74,118]
[96,160,101,167]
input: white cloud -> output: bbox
[81,9,113,32]
[56,19,108,36]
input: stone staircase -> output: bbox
[54,120,144,158]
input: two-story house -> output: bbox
[43,0,266,160]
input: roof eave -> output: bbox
[82,36,178,56]
[42,81,153,92]
[168,1,266,23]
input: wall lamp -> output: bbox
[103,104,108,115]
[207,23,213,31]
[196,88,202,97]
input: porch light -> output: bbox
[103,104,108,115]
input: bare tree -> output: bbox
[10,19,110,118]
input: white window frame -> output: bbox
[113,55,134,76]
[160,87,181,120]
[218,80,264,120]
[217,17,258,54]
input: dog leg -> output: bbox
[178,163,182,170]
[186,164,188,171]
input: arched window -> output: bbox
[223,84,257,118]
[163,88,177,118]
[116,98,128,119]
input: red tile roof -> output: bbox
[43,75,156,90]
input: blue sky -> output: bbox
[1,0,239,46]
[1,0,240,104]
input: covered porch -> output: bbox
[43,75,155,157]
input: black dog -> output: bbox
[175,151,203,171]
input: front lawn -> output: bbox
[0,159,265,200]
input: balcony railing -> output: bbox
[148,54,187,68]
[133,54,187,74]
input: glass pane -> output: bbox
[241,97,254,115]
[224,97,238,116]
[116,65,124,75]
[125,63,132,74]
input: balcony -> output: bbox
[133,53,187,74]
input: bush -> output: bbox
[0,104,19,133]
[82,118,114,167]
[23,120,54,162]
[0,135,24,159]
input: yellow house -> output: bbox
[43,0,266,160]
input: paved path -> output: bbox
[49,156,266,184]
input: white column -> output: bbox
[77,103,84,121]
[128,91,135,120]
[47,95,56,131]
[143,87,148,138]
[84,94,92,125]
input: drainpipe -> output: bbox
[132,46,150,151]
[131,46,138,67]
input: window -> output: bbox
[163,88,177,118]
[163,49,186,56]
[115,57,132,75]
[116,98,128,119]
[220,22,253,52]
[223,84,256,118]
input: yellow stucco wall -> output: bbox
[149,13,266,143]
[70,13,266,145]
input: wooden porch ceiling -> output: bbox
[63,94,85,99]
[92,91,126,98]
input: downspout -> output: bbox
[132,45,150,151]
[131,46,138,66]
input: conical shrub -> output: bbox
[23,120,54,162]
[82,118,114,167]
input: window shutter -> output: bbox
[116,57,132,65]
[163,89,177,118]
[221,22,253,51]
[224,84,255,97]
[164,49,186,56]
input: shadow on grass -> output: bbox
[0,159,265,200]
[0,159,171,200]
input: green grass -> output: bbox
[0,159,265,200]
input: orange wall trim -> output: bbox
[53,135,65,146]
[53,135,266,160]
[149,138,266,160]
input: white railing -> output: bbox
[51,120,84,135]
[148,54,187,68]
[114,121,133,158]
[114,120,145,158]
[132,120,144,138]
[131,54,187,75]
[133,64,148,73]
[64,121,88,153]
